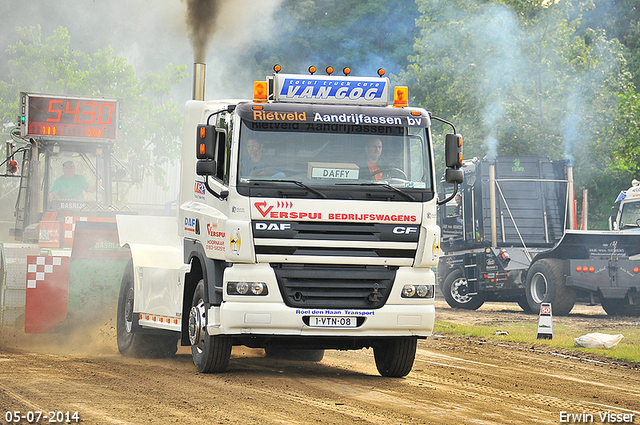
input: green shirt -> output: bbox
[50,175,90,200]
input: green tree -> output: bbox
[257,0,419,76]
[0,25,187,191]
[399,0,632,228]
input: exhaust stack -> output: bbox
[567,164,576,230]
[489,162,497,247]
[193,62,206,101]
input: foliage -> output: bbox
[0,25,187,192]
[262,0,420,76]
[399,0,636,228]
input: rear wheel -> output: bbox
[373,338,417,377]
[525,259,576,316]
[117,261,178,358]
[601,294,640,316]
[442,269,484,310]
[516,296,533,313]
[189,279,232,373]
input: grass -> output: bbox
[434,320,640,364]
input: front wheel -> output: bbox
[525,259,576,316]
[189,280,232,373]
[373,338,417,377]
[117,260,178,358]
[442,269,484,310]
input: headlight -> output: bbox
[401,284,434,299]
[402,285,416,298]
[251,282,266,295]
[227,281,269,296]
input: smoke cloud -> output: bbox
[185,0,222,63]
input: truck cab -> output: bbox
[610,179,640,231]
[115,67,463,376]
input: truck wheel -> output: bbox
[516,297,533,313]
[373,338,417,377]
[525,259,576,316]
[189,279,232,373]
[442,269,484,310]
[601,295,640,316]
[264,348,325,362]
[117,261,178,358]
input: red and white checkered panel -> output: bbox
[63,216,116,247]
[24,255,70,333]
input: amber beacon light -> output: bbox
[393,86,409,108]
[253,81,268,103]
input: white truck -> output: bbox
[115,65,463,377]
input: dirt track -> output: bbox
[1,302,639,425]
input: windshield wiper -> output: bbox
[336,182,416,201]
[249,179,326,199]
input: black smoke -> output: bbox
[186,0,222,63]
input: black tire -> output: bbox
[525,259,576,316]
[516,296,533,313]
[117,261,178,358]
[189,280,232,373]
[373,338,417,377]
[264,348,325,362]
[442,269,484,310]
[601,294,640,316]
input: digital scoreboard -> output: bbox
[20,92,121,140]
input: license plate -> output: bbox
[309,316,357,328]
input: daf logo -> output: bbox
[392,226,418,235]
[255,222,292,231]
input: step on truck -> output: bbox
[115,65,464,376]
[438,156,640,316]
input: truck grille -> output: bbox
[252,221,418,263]
[272,264,396,309]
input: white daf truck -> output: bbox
[115,65,463,377]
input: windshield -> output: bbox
[46,148,107,211]
[236,104,433,201]
[620,200,640,228]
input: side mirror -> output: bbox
[609,205,619,230]
[196,125,216,159]
[196,160,217,176]
[445,133,463,184]
[445,168,464,184]
[196,125,226,176]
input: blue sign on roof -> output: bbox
[273,73,390,106]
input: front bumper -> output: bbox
[206,263,436,338]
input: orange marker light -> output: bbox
[634,267,639,273]
[576,266,582,272]
[343,67,351,76]
[393,86,409,108]
[199,126,206,139]
[326,66,334,75]
[377,68,386,77]
[199,143,206,156]
[253,81,268,103]
[308,66,317,75]
[273,64,282,73]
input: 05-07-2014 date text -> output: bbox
[4,411,79,424]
